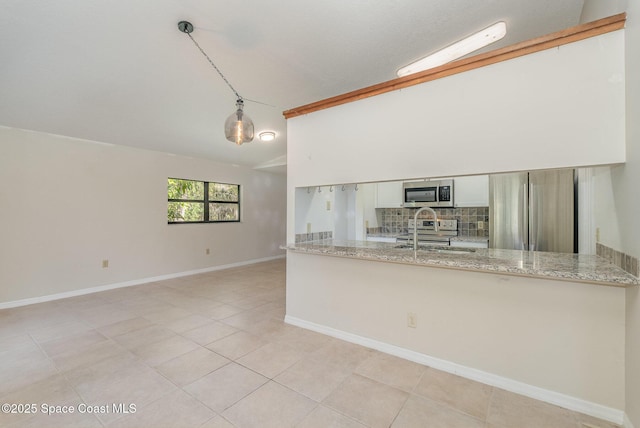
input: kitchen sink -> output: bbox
[393,244,476,254]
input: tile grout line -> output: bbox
[27,329,108,427]
[485,384,497,426]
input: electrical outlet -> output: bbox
[205,248,210,255]
[102,259,109,268]
[407,312,417,328]
[478,220,484,230]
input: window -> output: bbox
[168,178,240,223]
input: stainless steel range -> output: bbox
[396,219,458,246]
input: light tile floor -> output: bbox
[0,259,620,427]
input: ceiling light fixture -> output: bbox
[178,21,254,145]
[396,21,507,78]
[258,131,276,142]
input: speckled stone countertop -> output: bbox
[284,239,639,287]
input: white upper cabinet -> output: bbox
[375,181,404,208]
[454,175,489,207]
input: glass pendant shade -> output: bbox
[178,22,258,147]
[224,99,254,145]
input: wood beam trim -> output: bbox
[283,13,626,119]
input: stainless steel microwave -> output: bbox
[402,179,454,208]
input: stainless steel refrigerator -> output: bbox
[489,169,576,253]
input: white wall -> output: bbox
[294,186,334,234]
[593,166,624,250]
[294,184,368,240]
[329,185,360,240]
[0,126,286,306]
[623,1,640,426]
[286,31,625,191]
[584,2,640,424]
[358,183,378,239]
[333,187,349,239]
[574,5,640,423]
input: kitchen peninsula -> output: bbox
[285,241,629,423]
[284,16,632,425]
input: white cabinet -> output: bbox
[375,181,403,208]
[454,175,489,207]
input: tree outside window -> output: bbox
[168,178,240,223]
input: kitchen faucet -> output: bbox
[413,207,439,251]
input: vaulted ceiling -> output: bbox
[1,1,606,173]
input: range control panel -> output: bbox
[409,219,458,231]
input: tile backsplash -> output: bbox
[596,243,639,278]
[295,231,333,243]
[375,207,489,237]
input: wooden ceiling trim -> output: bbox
[283,13,626,119]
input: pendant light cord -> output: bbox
[185,32,243,102]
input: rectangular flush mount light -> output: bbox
[397,21,507,77]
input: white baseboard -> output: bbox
[285,315,625,426]
[0,255,285,310]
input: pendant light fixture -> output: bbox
[178,21,254,145]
